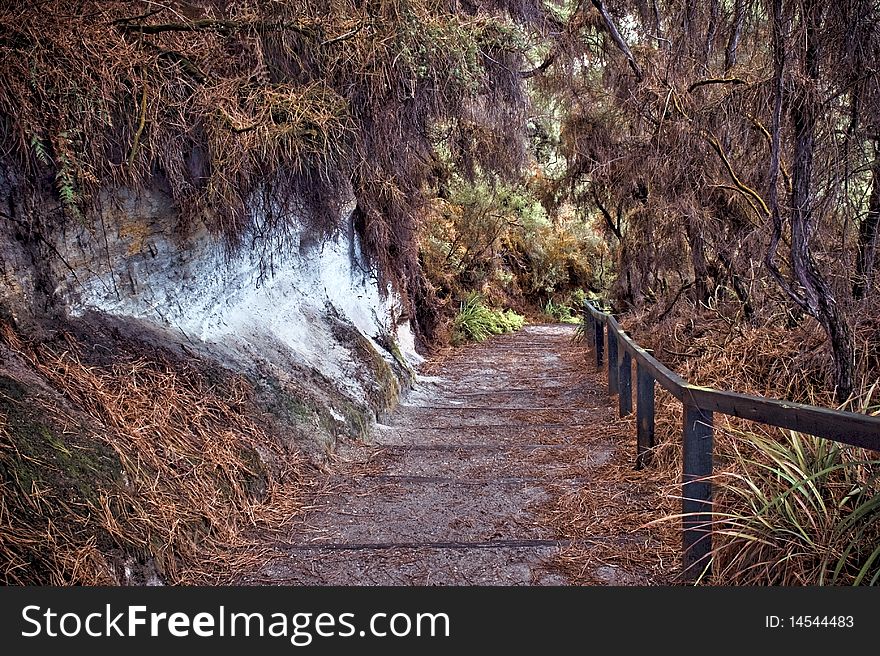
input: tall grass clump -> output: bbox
[452,293,525,344]
[711,424,880,586]
[541,297,581,324]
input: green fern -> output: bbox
[543,297,580,324]
[55,159,83,222]
[51,131,85,222]
[29,134,50,166]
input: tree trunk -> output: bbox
[787,0,855,402]
[765,0,854,402]
[704,0,720,63]
[724,0,746,71]
[591,0,643,80]
[853,145,880,299]
[719,250,754,320]
[651,0,664,43]
[633,0,652,31]
[681,0,697,57]
[685,212,710,305]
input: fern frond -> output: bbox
[29,134,51,165]
[55,163,83,221]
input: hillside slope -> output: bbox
[0,184,418,584]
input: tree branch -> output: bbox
[117,19,314,37]
[322,23,365,46]
[712,185,762,225]
[591,187,623,240]
[520,52,557,79]
[657,280,693,322]
[156,49,207,83]
[112,9,163,25]
[127,83,148,167]
[704,132,770,217]
[746,112,792,192]
[724,0,745,71]
[591,0,643,81]
[687,77,746,92]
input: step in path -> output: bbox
[245,324,655,585]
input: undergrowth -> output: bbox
[0,322,309,585]
[420,175,604,325]
[620,296,880,585]
[451,293,525,344]
[710,426,880,586]
[541,297,581,324]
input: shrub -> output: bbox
[711,427,880,585]
[541,296,581,324]
[452,293,525,344]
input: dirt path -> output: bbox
[241,324,674,585]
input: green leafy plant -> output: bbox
[711,428,880,585]
[29,134,50,165]
[452,293,525,344]
[420,174,604,323]
[542,296,580,324]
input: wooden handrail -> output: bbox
[582,301,880,580]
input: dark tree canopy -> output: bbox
[2,0,879,401]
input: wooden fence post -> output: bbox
[607,330,619,395]
[636,362,654,469]
[619,349,632,417]
[580,299,880,583]
[681,403,714,580]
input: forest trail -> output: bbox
[239,324,673,585]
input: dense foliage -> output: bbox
[0,0,555,339]
[545,0,880,406]
[541,0,880,585]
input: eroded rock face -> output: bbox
[0,183,424,584]
[1,185,421,454]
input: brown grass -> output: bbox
[626,294,880,460]
[611,295,880,585]
[0,321,319,585]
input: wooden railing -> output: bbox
[582,301,880,579]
